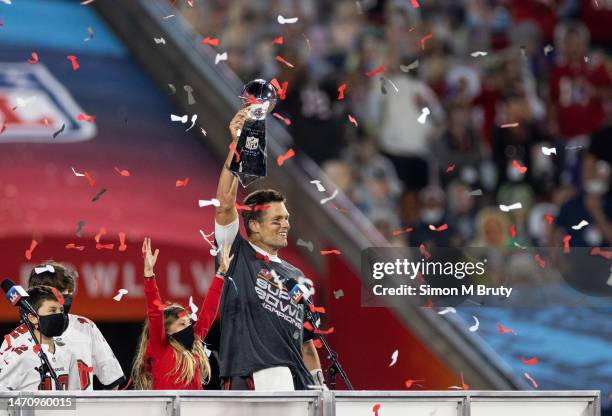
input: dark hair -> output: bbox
[28,261,77,294]
[241,189,286,237]
[27,285,62,312]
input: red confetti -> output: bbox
[272,36,284,45]
[534,254,546,268]
[50,287,65,305]
[524,372,538,388]
[272,112,291,126]
[428,224,448,232]
[348,114,358,127]
[314,326,334,335]
[446,164,455,172]
[114,166,130,177]
[337,83,347,100]
[118,232,127,252]
[410,0,420,7]
[460,372,469,390]
[65,243,85,251]
[178,310,187,318]
[372,403,381,416]
[277,148,295,166]
[25,240,38,260]
[304,321,314,331]
[405,379,424,389]
[419,243,431,259]
[497,323,515,334]
[366,66,385,77]
[175,177,190,187]
[544,212,554,224]
[84,171,95,187]
[201,37,219,46]
[521,357,539,366]
[33,344,41,353]
[254,204,270,211]
[512,160,527,174]
[509,224,517,239]
[563,235,572,253]
[229,142,240,163]
[27,52,39,64]
[590,247,612,260]
[77,113,96,122]
[501,122,519,129]
[328,204,349,213]
[235,203,252,212]
[313,339,323,348]
[96,243,114,250]
[66,55,80,71]
[320,250,341,255]
[255,252,270,264]
[270,78,288,100]
[275,55,294,68]
[420,33,433,50]
[309,304,326,314]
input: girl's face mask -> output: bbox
[171,324,195,350]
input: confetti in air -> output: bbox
[469,316,480,332]
[389,350,398,367]
[541,146,557,156]
[320,189,338,205]
[471,51,487,57]
[297,239,314,252]
[27,52,39,64]
[437,307,456,315]
[215,52,228,64]
[198,198,220,208]
[400,60,419,72]
[417,107,430,124]
[309,180,326,192]
[66,55,80,70]
[277,15,298,24]
[499,202,522,212]
[571,220,589,230]
[277,148,295,166]
[113,289,128,301]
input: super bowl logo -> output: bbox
[245,136,259,151]
[0,63,96,143]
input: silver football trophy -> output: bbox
[229,79,278,187]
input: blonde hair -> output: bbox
[132,303,211,390]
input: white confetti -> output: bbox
[309,180,326,192]
[200,128,207,136]
[543,44,554,56]
[71,167,85,177]
[469,316,479,332]
[417,107,430,124]
[319,189,338,205]
[154,37,166,45]
[438,307,456,315]
[524,372,538,388]
[188,296,198,321]
[333,289,344,299]
[297,238,314,252]
[499,202,522,212]
[400,60,419,72]
[161,14,175,19]
[469,189,483,196]
[471,51,488,57]
[571,220,589,230]
[34,265,55,275]
[215,52,228,64]
[171,114,188,123]
[277,15,298,24]
[541,146,557,156]
[185,114,197,132]
[198,198,220,208]
[389,350,399,367]
[113,288,128,301]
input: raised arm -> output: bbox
[142,238,165,357]
[215,108,248,226]
[194,243,233,339]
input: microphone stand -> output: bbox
[303,307,353,390]
[18,308,62,390]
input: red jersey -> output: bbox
[549,60,611,138]
[144,276,223,390]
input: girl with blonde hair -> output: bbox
[132,238,232,389]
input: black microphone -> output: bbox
[2,279,38,316]
[283,277,313,305]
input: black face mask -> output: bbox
[38,313,68,337]
[171,325,195,350]
[62,295,73,316]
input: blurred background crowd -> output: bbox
[177,0,612,251]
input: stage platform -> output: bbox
[0,390,600,416]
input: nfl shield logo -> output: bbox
[245,136,259,150]
[0,63,96,143]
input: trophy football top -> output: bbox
[239,79,278,108]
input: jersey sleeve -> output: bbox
[88,322,125,387]
[0,347,27,390]
[144,277,166,358]
[214,217,239,248]
[194,276,224,339]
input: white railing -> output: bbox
[0,390,600,416]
